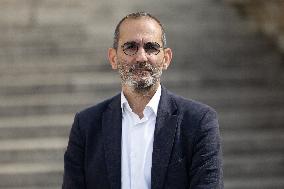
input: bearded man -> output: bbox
[62,12,223,189]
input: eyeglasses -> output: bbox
[121,41,163,56]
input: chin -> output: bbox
[132,78,159,93]
[122,74,160,93]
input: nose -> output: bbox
[135,46,148,62]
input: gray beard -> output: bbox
[117,61,163,93]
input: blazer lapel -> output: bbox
[151,87,178,189]
[102,94,122,189]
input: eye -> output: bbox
[144,42,161,55]
[122,42,139,56]
[123,42,137,50]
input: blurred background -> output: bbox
[0,0,284,188]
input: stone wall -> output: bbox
[225,0,284,52]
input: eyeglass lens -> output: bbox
[122,42,161,56]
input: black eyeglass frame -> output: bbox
[121,41,163,56]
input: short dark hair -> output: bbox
[113,12,167,49]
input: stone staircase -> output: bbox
[0,0,284,188]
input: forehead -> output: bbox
[118,18,162,44]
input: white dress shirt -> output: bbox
[121,85,161,189]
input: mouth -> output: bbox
[129,62,153,72]
[137,67,152,72]
[129,67,151,73]
[131,70,151,79]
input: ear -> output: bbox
[162,48,173,70]
[108,48,118,69]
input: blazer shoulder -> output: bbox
[167,90,217,117]
[166,90,220,140]
[76,93,120,119]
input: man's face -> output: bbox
[114,18,167,92]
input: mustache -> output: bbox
[128,62,154,72]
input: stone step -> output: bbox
[0,24,88,43]
[0,138,66,164]
[218,109,284,131]
[224,154,284,178]
[0,50,109,75]
[175,49,283,71]
[172,31,277,53]
[0,80,120,96]
[0,147,64,165]
[1,187,57,189]
[0,32,109,59]
[197,38,276,58]
[0,0,32,27]
[0,124,69,140]
[0,44,96,59]
[0,162,62,188]
[222,130,284,155]
[0,33,94,59]
[166,14,253,37]
[0,71,117,86]
[0,0,87,27]
[0,114,73,129]
[0,0,81,8]
[0,114,72,140]
[174,88,284,111]
[0,55,109,75]
[0,137,67,152]
[135,0,237,22]
[225,177,284,189]
[0,20,111,43]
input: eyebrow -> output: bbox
[123,41,160,45]
[124,41,137,44]
[123,40,139,44]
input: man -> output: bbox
[63,12,223,189]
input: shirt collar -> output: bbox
[121,85,161,116]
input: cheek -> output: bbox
[151,57,165,68]
[118,56,134,66]
[147,56,160,63]
[117,59,133,72]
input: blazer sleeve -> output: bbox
[62,113,86,189]
[189,108,224,189]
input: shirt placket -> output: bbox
[130,114,148,189]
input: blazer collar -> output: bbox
[102,86,178,189]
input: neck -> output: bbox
[122,83,160,118]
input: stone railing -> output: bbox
[224,0,284,52]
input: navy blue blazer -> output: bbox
[62,86,223,189]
